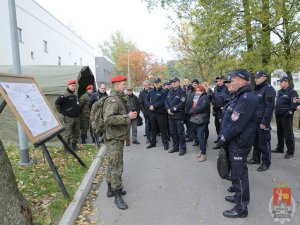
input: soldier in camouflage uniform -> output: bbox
[55,80,81,151]
[103,75,137,210]
[79,85,94,144]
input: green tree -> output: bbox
[270,0,300,86]
[99,30,135,74]
[143,0,300,85]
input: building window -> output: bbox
[31,52,34,59]
[80,58,82,65]
[58,56,61,66]
[17,28,23,43]
[43,40,48,53]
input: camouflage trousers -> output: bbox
[63,116,80,144]
[80,117,90,140]
[105,139,124,190]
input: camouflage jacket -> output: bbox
[103,90,130,141]
[79,92,92,118]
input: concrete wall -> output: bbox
[95,57,114,84]
[0,0,95,74]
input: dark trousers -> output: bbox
[204,123,209,141]
[229,146,251,213]
[252,126,272,166]
[196,123,207,154]
[169,119,186,150]
[166,114,170,140]
[276,115,295,155]
[185,114,194,140]
[144,115,151,141]
[150,113,169,147]
[214,109,222,136]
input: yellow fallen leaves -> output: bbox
[76,157,108,225]
[7,144,99,224]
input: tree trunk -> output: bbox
[0,139,33,225]
[261,0,271,68]
[243,0,255,86]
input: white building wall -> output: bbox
[0,0,95,74]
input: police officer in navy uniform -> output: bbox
[218,69,258,218]
[166,77,187,155]
[272,76,299,159]
[146,78,169,150]
[212,75,229,149]
[248,71,276,171]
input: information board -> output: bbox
[0,73,64,144]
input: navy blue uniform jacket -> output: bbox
[254,81,276,127]
[146,86,167,114]
[219,85,258,152]
[165,87,186,119]
[275,86,298,117]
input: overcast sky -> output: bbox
[35,0,174,61]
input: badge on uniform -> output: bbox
[231,111,240,121]
[181,97,186,101]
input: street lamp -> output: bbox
[127,49,131,87]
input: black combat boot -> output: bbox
[107,183,126,197]
[72,143,79,151]
[81,139,86,144]
[114,189,128,210]
[64,143,71,154]
[178,149,186,156]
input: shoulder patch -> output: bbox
[231,111,240,121]
[60,95,64,98]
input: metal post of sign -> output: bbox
[7,0,30,165]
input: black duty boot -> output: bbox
[107,183,114,197]
[81,139,86,144]
[178,149,186,156]
[164,144,169,151]
[192,141,199,146]
[168,148,179,153]
[114,189,128,210]
[147,143,156,149]
[107,183,127,197]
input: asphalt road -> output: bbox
[89,122,300,225]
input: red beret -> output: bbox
[67,79,77,85]
[111,75,127,83]
[86,85,93,90]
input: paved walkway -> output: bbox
[89,122,300,225]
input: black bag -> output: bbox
[190,113,206,125]
[137,115,143,126]
[217,147,231,180]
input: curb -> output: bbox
[58,144,106,225]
